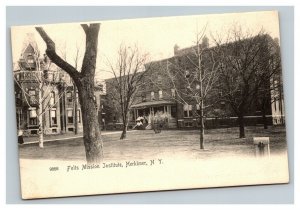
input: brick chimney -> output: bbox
[202,36,209,48]
[174,44,180,56]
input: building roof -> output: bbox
[131,100,176,108]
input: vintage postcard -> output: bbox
[11,10,289,199]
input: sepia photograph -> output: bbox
[10,10,289,199]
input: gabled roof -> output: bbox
[23,43,35,55]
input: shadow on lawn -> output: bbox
[18,126,287,161]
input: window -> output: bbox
[171,89,176,98]
[48,72,54,81]
[157,75,162,84]
[66,92,73,103]
[159,90,163,99]
[29,90,36,103]
[50,92,55,105]
[50,109,57,126]
[183,104,193,118]
[67,110,73,123]
[29,90,35,95]
[28,108,37,125]
[77,110,81,123]
[76,92,79,104]
[196,104,201,116]
[151,91,155,100]
[196,84,200,90]
[27,57,34,64]
[141,93,146,102]
[16,92,21,99]
[185,70,190,78]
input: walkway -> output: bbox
[22,130,137,145]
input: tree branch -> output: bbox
[35,27,81,83]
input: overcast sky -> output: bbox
[11,10,280,80]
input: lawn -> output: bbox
[18,126,287,161]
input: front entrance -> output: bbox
[132,105,177,129]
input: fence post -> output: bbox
[253,137,270,157]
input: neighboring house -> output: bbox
[103,35,285,130]
[13,36,105,135]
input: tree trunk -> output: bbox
[77,81,103,163]
[38,109,44,148]
[36,24,103,163]
[120,113,128,140]
[262,109,268,129]
[74,84,78,134]
[38,80,44,148]
[261,99,268,129]
[238,114,245,138]
[120,124,127,140]
[199,101,204,150]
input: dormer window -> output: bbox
[157,75,162,84]
[171,89,176,98]
[27,59,34,64]
[159,90,163,99]
[151,91,155,100]
[27,55,34,64]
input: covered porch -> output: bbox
[131,100,178,129]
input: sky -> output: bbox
[10,10,280,80]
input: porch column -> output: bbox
[167,105,170,115]
[133,109,137,120]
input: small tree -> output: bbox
[105,45,149,139]
[14,48,66,148]
[36,24,103,163]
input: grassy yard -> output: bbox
[18,126,287,161]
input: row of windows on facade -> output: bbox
[143,89,176,101]
[17,89,79,104]
[153,70,196,81]
[183,104,202,118]
[27,108,81,126]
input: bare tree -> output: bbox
[105,45,149,140]
[150,28,220,149]
[256,38,282,129]
[14,48,66,148]
[36,24,103,163]
[72,43,83,135]
[212,27,281,138]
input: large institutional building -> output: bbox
[103,35,285,130]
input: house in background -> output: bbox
[13,34,105,135]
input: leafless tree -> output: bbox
[72,43,83,134]
[14,47,66,148]
[211,26,281,138]
[36,24,103,163]
[105,45,149,140]
[150,27,220,149]
[256,38,282,129]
